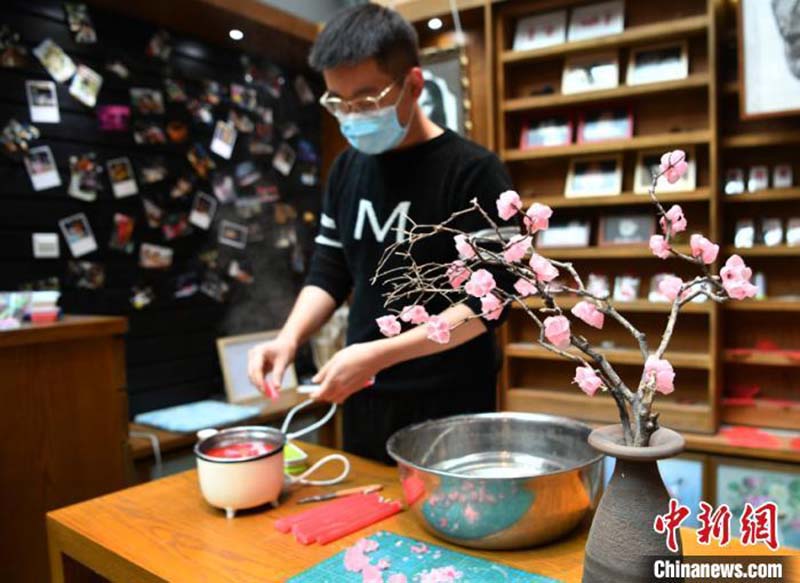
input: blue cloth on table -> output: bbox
[133,400,261,433]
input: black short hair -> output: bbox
[309,4,419,78]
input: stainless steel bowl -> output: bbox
[386,412,603,550]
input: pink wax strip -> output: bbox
[263,374,280,401]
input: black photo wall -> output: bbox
[0,1,323,415]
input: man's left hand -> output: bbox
[311,342,382,404]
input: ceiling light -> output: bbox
[229,29,244,41]
[427,17,443,31]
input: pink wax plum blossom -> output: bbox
[376,559,390,570]
[496,190,522,220]
[514,277,538,297]
[660,150,689,184]
[571,300,605,329]
[503,234,531,263]
[399,304,429,325]
[344,546,371,572]
[649,234,671,259]
[720,255,758,300]
[454,234,475,259]
[690,234,719,265]
[376,315,401,337]
[426,316,451,344]
[481,293,503,320]
[658,275,684,302]
[529,253,559,282]
[387,576,408,583]
[464,268,496,298]
[361,565,383,583]
[660,205,687,236]
[543,315,571,349]
[446,260,470,289]
[524,202,553,234]
[645,356,675,395]
[574,365,603,396]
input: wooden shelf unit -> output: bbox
[494,0,720,436]
[513,296,714,314]
[723,245,800,257]
[723,188,800,203]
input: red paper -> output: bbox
[720,426,782,450]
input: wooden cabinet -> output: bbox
[0,316,128,583]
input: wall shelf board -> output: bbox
[723,350,800,367]
[506,342,711,369]
[533,245,692,260]
[512,297,713,314]
[723,188,800,203]
[524,189,710,209]
[723,245,800,257]
[724,300,800,312]
[722,131,800,148]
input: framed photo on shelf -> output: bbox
[787,217,800,246]
[576,108,633,143]
[536,220,591,248]
[761,217,784,247]
[519,117,572,149]
[598,214,655,246]
[739,0,800,119]
[633,147,697,194]
[613,274,641,302]
[565,155,623,198]
[586,273,611,299]
[567,0,625,43]
[747,165,769,192]
[626,41,689,86]
[420,46,471,137]
[724,168,745,195]
[513,10,567,52]
[773,164,793,188]
[216,330,298,404]
[562,51,619,94]
[734,218,755,249]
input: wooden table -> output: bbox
[48,443,796,583]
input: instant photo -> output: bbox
[599,214,655,246]
[108,213,135,254]
[69,64,102,107]
[59,212,97,257]
[130,87,165,115]
[68,152,102,201]
[32,232,60,259]
[26,80,59,123]
[210,120,237,159]
[187,143,215,178]
[189,191,217,230]
[97,105,130,131]
[33,39,76,83]
[578,110,632,143]
[67,261,105,290]
[24,145,61,191]
[142,198,164,228]
[133,120,166,145]
[218,220,248,249]
[211,173,236,203]
[565,156,622,197]
[139,243,173,269]
[139,157,168,184]
[107,157,138,198]
[273,142,296,176]
[161,213,193,241]
[65,3,97,44]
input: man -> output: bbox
[247,4,512,463]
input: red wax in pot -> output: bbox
[205,441,274,459]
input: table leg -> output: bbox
[48,529,66,583]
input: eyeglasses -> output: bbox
[319,78,406,116]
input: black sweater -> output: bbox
[306,129,513,393]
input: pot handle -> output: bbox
[282,398,337,441]
[289,453,350,486]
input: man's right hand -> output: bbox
[247,336,298,394]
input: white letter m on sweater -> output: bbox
[353,199,411,243]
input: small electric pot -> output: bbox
[194,399,349,518]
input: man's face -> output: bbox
[322,58,420,125]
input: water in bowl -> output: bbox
[431,450,566,478]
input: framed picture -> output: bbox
[565,155,623,198]
[712,457,800,550]
[747,165,769,192]
[567,0,625,42]
[634,147,697,194]
[536,220,591,248]
[739,0,800,119]
[586,273,611,299]
[761,218,784,247]
[598,214,655,246]
[613,275,641,302]
[627,41,689,86]
[576,109,632,144]
[562,51,619,94]
[513,10,567,52]
[724,168,746,196]
[519,117,572,149]
[773,164,793,188]
[420,46,471,136]
[734,218,755,249]
[216,331,298,404]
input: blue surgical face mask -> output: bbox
[335,101,410,155]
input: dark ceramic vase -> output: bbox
[582,424,686,583]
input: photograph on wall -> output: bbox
[130,87,165,115]
[229,110,255,134]
[189,191,217,230]
[26,80,60,123]
[627,42,689,86]
[231,83,258,110]
[565,155,622,197]
[187,143,215,178]
[211,172,236,204]
[133,120,167,145]
[562,51,619,94]
[142,198,164,229]
[66,261,105,289]
[105,59,130,79]
[32,232,60,259]
[108,213,135,254]
[58,212,97,257]
[97,104,130,131]
[420,46,470,136]
[138,157,168,184]
[33,39,76,83]
[218,220,248,249]
[567,0,624,42]
[513,10,567,52]
[68,152,103,201]
[24,145,61,191]
[65,2,97,44]
[106,156,138,198]
[164,78,187,102]
[294,75,315,105]
[210,120,237,159]
[740,0,800,118]
[161,213,193,241]
[139,242,173,269]
[145,30,171,61]
[272,141,296,176]
[1,25,29,68]
[170,175,194,200]
[68,64,102,107]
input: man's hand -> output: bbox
[311,342,383,405]
[247,336,298,394]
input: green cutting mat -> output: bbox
[286,531,562,582]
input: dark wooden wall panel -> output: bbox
[1,0,322,415]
